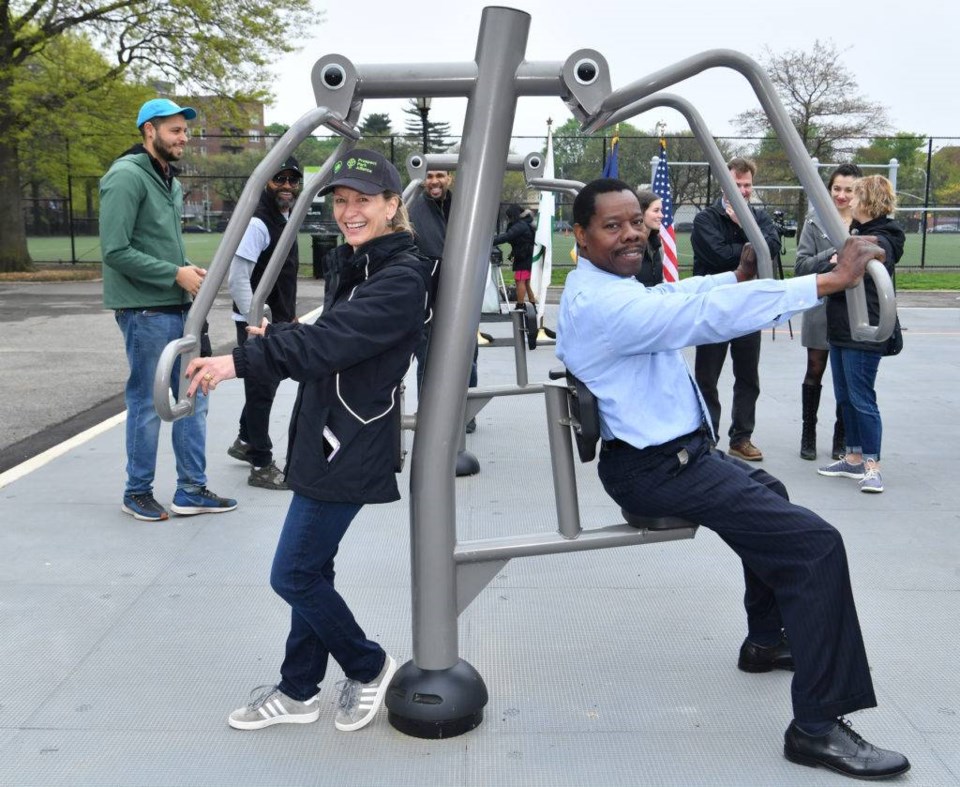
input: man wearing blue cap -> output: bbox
[100,97,237,522]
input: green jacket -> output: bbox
[100,147,191,309]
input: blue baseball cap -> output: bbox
[136,98,197,129]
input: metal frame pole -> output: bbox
[389,5,531,738]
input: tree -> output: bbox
[360,113,393,136]
[401,99,451,152]
[930,146,960,206]
[0,0,316,272]
[856,133,927,206]
[549,118,732,212]
[15,32,152,236]
[734,39,889,222]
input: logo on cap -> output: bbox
[334,161,344,174]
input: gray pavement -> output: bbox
[0,276,328,472]
[0,281,959,786]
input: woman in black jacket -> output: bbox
[494,203,538,309]
[187,150,432,734]
[635,189,664,287]
[817,175,903,494]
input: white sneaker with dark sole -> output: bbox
[228,685,319,730]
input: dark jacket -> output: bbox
[234,231,432,503]
[826,215,904,352]
[409,190,451,261]
[408,190,450,304]
[493,213,536,271]
[232,189,299,324]
[636,232,664,287]
[691,199,781,277]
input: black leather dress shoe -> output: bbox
[784,719,910,780]
[737,634,795,673]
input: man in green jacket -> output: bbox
[100,98,237,522]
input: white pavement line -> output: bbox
[0,412,127,490]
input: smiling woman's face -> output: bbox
[332,187,398,249]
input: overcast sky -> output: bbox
[265,0,957,154]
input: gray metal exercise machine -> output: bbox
[152,4,896,741]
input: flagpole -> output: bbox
[653,121,680,283]
[533,118,555,336]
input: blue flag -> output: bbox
[602,130,619,178]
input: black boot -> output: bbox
[831,404,845,460]
[800,384,821,460]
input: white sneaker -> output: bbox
[334,654,398,732]
[227,685,320,730]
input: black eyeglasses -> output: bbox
[272,174,302,186]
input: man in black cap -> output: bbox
[226,156,304,489]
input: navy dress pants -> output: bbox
[598,430,876,722]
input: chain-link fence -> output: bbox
[23,133,960,269]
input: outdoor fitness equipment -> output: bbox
[152,4,896,741]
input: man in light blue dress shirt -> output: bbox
[555,178,908,781]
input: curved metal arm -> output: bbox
[526,177,584,199]
[402,178,423,206]
[153,105,361,421]
[247,137,357,328]
[577,49,895,340]
[605,92,774,279]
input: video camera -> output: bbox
[771,210,796,238]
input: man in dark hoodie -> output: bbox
[408,169,479,432]
[226,156,304,490]
[100,98,237,522]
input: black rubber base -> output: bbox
[524,303,538,350]
[386,659,488,739]
[455,449,480,477]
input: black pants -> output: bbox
[598,431,876,722]
[694,330,761,444]
[235,322,282,467]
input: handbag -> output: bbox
[884,316,903,357]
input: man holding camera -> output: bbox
[692,157,781,461]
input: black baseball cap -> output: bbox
[317,149,402,196]
[273,155,302,178]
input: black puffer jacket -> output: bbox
[493,213,536,270]
[234,231,432,503]
[826,215,904,352]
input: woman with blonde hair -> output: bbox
[817,175,903,493]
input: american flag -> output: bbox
[653,138,679,283]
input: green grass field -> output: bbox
[29,230,960,290]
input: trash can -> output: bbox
[312,229,340,279]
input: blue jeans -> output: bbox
[829,347,882,460]
[272,494,385,702]
[115,309,207,496]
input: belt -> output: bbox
[601,426,706,455]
